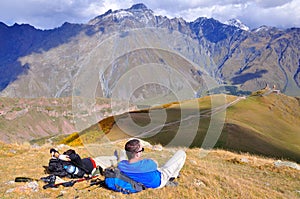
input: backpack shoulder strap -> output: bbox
[105,167,147,191]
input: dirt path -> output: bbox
[138,96,246,137]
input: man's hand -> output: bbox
[50,148,60,158]
[58,154,71,161]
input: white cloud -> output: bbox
[146,0,300,29]
[240,0,300,28]
[0,0,299,29]
[254,0,292,8]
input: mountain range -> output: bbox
[0,4,299,163]
[0,3,299,100]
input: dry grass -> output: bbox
[0,142,299,199]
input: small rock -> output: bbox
[240,157,249,163]
[5,180,15,185]
[152,145,163,151]
[57,144,68,150]
[12,181,39,193]
[194,179,206,187]
[189,159,197,165]
[139,140,152,148]
[274,160,300,170]
[31,143,40,149]
[6,188,14,193]
[9,149,17,154]
[27,181,38,192]
[264,182,270,186]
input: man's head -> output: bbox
[125,139,144,160]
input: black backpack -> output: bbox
[47,149,86,178]
[47,158,70,177]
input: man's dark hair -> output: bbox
[125,139,140,153]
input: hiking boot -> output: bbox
[168,173,181,182]
[91,166,103,176]
[169,177,175,182]
[98,166,104,176]
[40,175,56,184]
[165,180,179,187]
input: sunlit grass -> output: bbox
[0,142,299,199]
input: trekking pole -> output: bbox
[15,174,57,183]
[43,174,100,189]
[15,177,40,182]
[76,178,105,190]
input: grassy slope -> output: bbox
[0,142,299,199]
[223,93,300,162]
[66,93,300,163]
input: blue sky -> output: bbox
[0,0,299,30]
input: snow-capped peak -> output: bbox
[225,18,250,31]
[113,10,133,19]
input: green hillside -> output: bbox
[221,93,300,162]
[63,92,300,163]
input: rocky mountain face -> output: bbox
[0,3,299,101]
